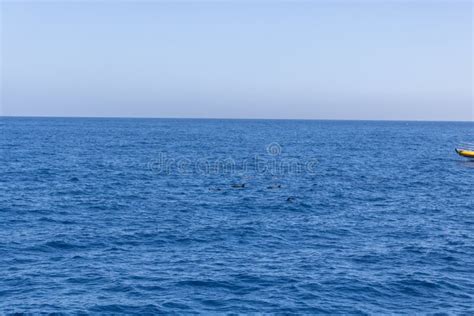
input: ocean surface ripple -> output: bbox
[1,117,473,314]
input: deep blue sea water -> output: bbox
[1,117,473,314]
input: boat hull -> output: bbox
[456,149,474,158]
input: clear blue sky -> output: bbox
[1,1,472,120]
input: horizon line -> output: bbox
[0,114,473,123]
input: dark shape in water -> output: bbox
[69,177,79,182]
[267,184,282,189]
[231,183,245,188]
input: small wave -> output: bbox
[176,279,237,291]
[43,240,85,250]
[38,217,77,225]
[88,304,162,314]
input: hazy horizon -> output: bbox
[1,114,474,123]
[1,1,473,121]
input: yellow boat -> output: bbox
[456,148,474,158]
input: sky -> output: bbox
[0,0,472,121]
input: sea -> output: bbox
[1,117,473,314]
